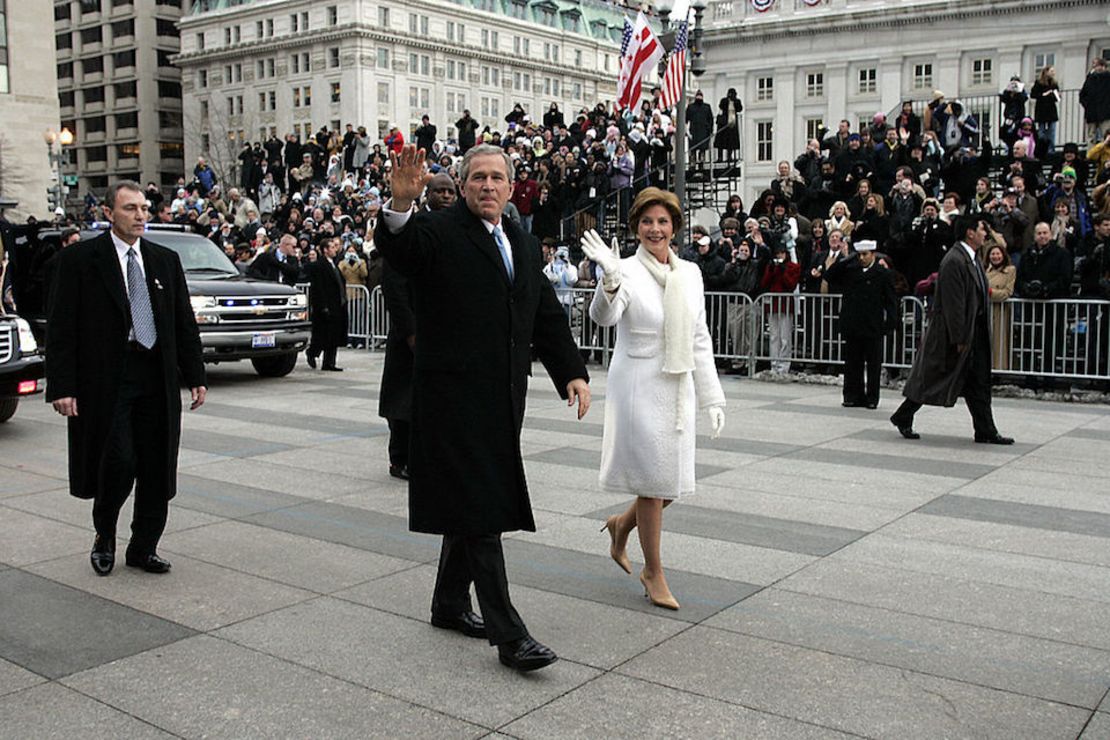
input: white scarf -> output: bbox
[635,245,695,375]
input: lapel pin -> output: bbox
[154,278,164,290]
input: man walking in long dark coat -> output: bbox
[305,236,347,371]
[378,172,457,480]
[890,215,1013,444]
[46,181,206,576]
[376,144,590,672]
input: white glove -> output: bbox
[708,407,725,439]
[580,229,622,291]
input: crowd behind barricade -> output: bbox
[21,59,1109,381]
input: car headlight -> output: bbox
[15,318,37,354]
[190,295,217,310]
[288,294,308,308]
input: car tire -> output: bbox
[251,352,298,378]
[0,398,18,424]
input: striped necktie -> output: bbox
[126,247,158,349]
[492,224,514,281]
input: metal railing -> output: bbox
[297,282,374,347]
[359,286,1110,384]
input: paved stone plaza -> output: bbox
[1,349,1108,738]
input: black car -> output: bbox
[9,225,311,377]
[0,313,45,423]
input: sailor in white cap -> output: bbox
[823,239,898,409]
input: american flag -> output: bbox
[616,12,663,111]
[659,20,688,111]
[615,16,634,110]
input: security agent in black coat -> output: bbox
[825,241,898,408]
[378,173,458,480]
[305,237,348,371]
[45,182,206,576]
[376,144,590,672]
[247,233,302,284]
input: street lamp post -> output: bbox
[42,127,75,217]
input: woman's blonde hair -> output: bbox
[628,187,683,234]
[828,200,849,218]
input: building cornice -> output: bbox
[703,0,1106,44]
[172,22,614,83]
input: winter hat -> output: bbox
[1060,166,1077,180]
[847,133,861,143]
[931,90,945,102]
[854,240,877,252]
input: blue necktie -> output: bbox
[126,248,158,349]
[492,224,514,281]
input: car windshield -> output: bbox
[143,232,239,276]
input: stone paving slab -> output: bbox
[27,553,315,632]
[178,427,296,459]
[1082,712,1110,739]
[617,626,1091,739]
[3,489,225,536]
[0,657,44,698]
[63,634,481,738]
[777,559,1110,651]
[707,588,1110,708]
[952,478,1110,517]
[501,672,853,739]
[880,512,1110,568]
[918,494,1110,539]
[0,683,177,739]
[215,596,601,729]
[0,506,94,567]
[0,570,195,679]
[0,465,67,499]
[174,473,310,518]
[159,520,418,594]
[826,533,1110,604]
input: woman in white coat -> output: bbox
[582,188,726,610]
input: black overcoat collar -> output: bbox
[453,200,520,286]
[92,230,170,321]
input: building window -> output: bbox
[157,80,180,98]
[377,48,390,69]
[85,86,106,105]
[1033,51,1056,75]
[857,67,876,94]
[195,32,205,51]
[379,7,390,27]
[756,120,773,162]
[575,50,582,68]
[328,47,340,68]
[971,57,992,86]
[805,72,823,98]
[327,5,338,25]
[199,99,209,124]
[116,111,137,129]
[912,62,933,90]
[330,82,341,103]
[756,76,773,102]
[805,117,823,143]
[198,69,208,88]
[377,81,390,104]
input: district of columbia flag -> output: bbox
[616,11,664,111]
[659,19,688,111]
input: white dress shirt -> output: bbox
[381,200,514,268]
[111,230,144,294]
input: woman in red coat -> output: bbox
[383,124,405,154]
[759,243,801,373]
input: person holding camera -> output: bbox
[338,243,369,287]
[542,245,576,317]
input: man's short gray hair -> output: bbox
[105,180,144,209]
[458,144,515,184]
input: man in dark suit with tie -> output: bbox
[376,144,590,672]
[247,233,302,284]
[305,236,347,371]
[890,214,1013,444]
[46,181,207,576]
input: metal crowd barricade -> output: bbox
[345,284,372,347]
[368,285,389,348]
[567,287,612,362]
[995,298,1108,382]
[703,291,758,361]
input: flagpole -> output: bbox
[674,57,687,248]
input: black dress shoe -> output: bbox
[305,351,318,369]
[322,365,344,372]
[890,417,920,439]
[90,535,115,576]
[842,401,863,408]
[975,432,1015,445]
[389,464,410,480]
[865,402,879,410]
[431,611,486,638]
[498,636,558,672]
[125,551,172,574]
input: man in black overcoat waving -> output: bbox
[305,236,347,371]
[46,181,206,576]
[376,144,591,672]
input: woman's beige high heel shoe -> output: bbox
[640,570,680,611]
[600,515,633,574]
